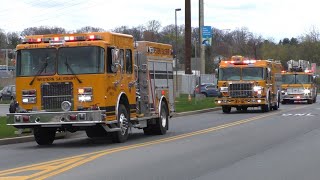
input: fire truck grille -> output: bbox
[229,83,253,97]
[41,82,73,110]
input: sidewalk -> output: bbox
[0,107,221,145]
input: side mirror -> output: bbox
[215,68,219,78]
[111,49,120,73]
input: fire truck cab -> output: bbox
[215,56,282,113]
[7,32,174,145]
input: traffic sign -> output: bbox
[202,26,212,46]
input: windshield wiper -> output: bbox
[29,60,48,85]
[65,57,82,83]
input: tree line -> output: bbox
[1,21,320,73]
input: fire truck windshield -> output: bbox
[219,67,263,81]
[16,46,104,77]
[242,67,264,80]
[219,68,240,80]
[58,46,104,75]
[282,74,313,84]
[17,48,56,76]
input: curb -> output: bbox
[0,107,221,145]
[0,131,69,146]
[173,107,221,117]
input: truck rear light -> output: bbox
[69,114,77,121]
[22,89,36,96]
[22,115,30,122]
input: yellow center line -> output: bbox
[0,105,308,179]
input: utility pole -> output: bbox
[5,49,8,71]
[185,0,192,74]
[199,0,205,76]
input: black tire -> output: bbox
[112,104,129,143]
[261,94,272,112]
[281,100,286,105]
[85,125,108,138]
[236,107,241,111]
[273,95,280,110]
[143,103,168,135]
[222,106,231,113]
[313,97,317,103]
[307,99,313,104]
[34,127,56,145]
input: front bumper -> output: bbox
[7,110,107,128]
[215,97,267,106]
[282,94,313,101]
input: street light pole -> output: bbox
[175,8,181,93]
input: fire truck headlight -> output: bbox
[220,87,228,92]
[78,95,93,102]
[22,97,36,104]
[253,86,263,92]
[303,89,311,94]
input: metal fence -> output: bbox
[175,74,216,95]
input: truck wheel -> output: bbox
[273,96,280,110]
[112,104,129,143]
[85,125,108,138]
[313,97,317,103]
[236,107,241,111]
[143,103,168,135]
[34,127,56,145]
[222,106,231,113]
[307,99,313,104]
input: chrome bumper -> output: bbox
[282,94,312,101]
[7,110,106,128]
[215,97,267,106]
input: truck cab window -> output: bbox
[126,49,132,74]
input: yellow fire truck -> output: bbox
[7,32,175,145]
[215,56,282,113]
[281,60,317,104]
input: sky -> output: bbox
[1,0,320,41]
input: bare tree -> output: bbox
[7,32,21,49]
[76,26,105,33]
[21,26,66,36]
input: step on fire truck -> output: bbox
[7,32,175,145]
[281,60,317,104]
[215,56,282,113]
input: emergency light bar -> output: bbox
[22,34,103,44]
[224,59,256,65]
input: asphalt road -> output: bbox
[0,104,8,116]
[0,100,320,179]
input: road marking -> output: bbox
[0,105,308,179]
[281,113,315,117]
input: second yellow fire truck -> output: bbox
[215,56,282,113]
[7,32,175,145]
[281,60,317,104]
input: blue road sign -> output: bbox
[202,26,212,46]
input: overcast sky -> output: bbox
[1,0,320,41]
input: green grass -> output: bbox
[0,117,17,139]
[0,100,11,104]
[175,94,216,113]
